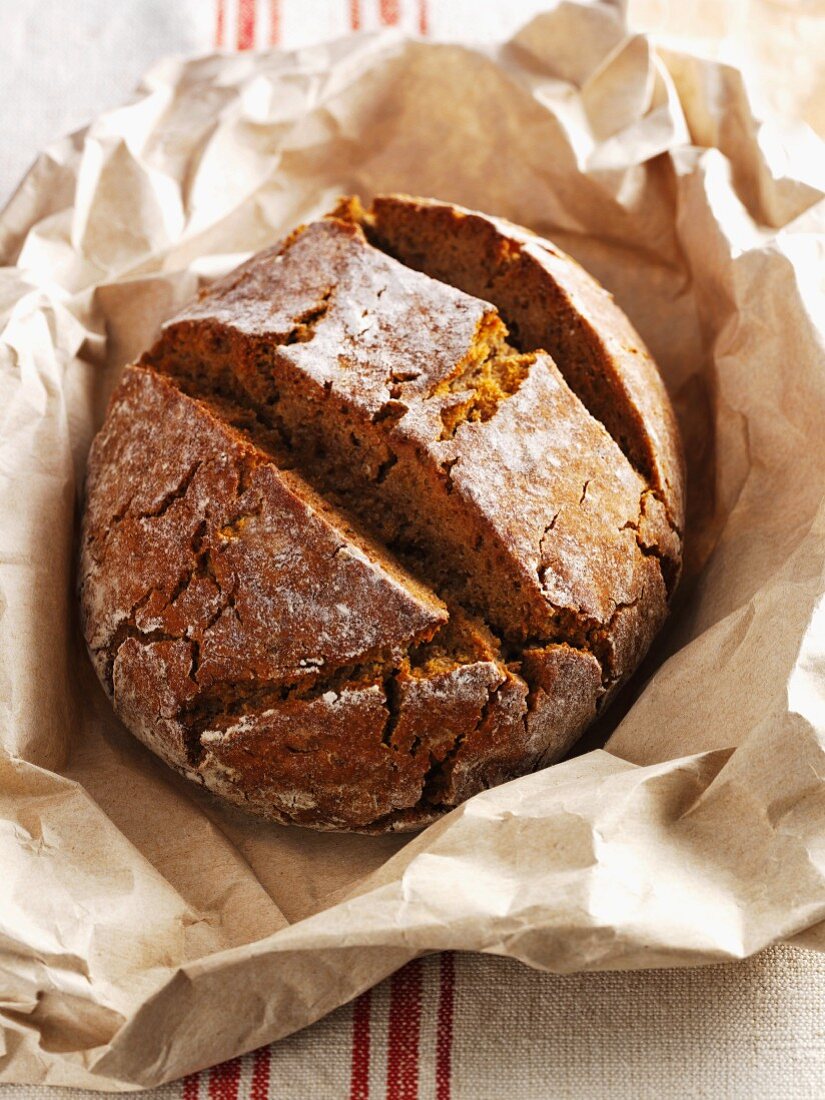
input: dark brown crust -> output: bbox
[79,196,684,833]
[80,366,447,692]
[347,193,685,562]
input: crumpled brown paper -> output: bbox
[2,1,825,1089]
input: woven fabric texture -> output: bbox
[2,948,825,1098]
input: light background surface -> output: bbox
[2,0,823,205]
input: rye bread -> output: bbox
[79,195,684,832]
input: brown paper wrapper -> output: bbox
[1,3,824,1088]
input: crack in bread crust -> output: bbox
[138,356,641,681]
[80,196,684,832]
[344,195,685,531]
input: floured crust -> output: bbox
[80,366,447,691]
[79,195,685,833]
[351,193,685,549]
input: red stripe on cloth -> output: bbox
[436,953,455,1100]
[214,0,226,46]
[268,0,280,44]
[417,0,429,36]
[250,1046,271,1100]
[208,1057,242,1100]
[349,989,372,1100]
[182,1072,200,1100]
[386,960,423,1100]
[350,0,362,31]
[237,0,257,49]
[379,0,401,26]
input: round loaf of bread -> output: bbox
[79,195,684,833]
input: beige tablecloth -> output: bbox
[2,948,824,1098]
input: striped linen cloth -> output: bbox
[2,948,825,1098]
[2,2,825,1098]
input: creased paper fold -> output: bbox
[1,1,824,1088]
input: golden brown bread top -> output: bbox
[79,194,684,832]
[350,193,685,547]
[158,214,673,659]
[174,217,499,411]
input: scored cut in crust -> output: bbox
[79,194,685,832]
[351,194,685,553]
